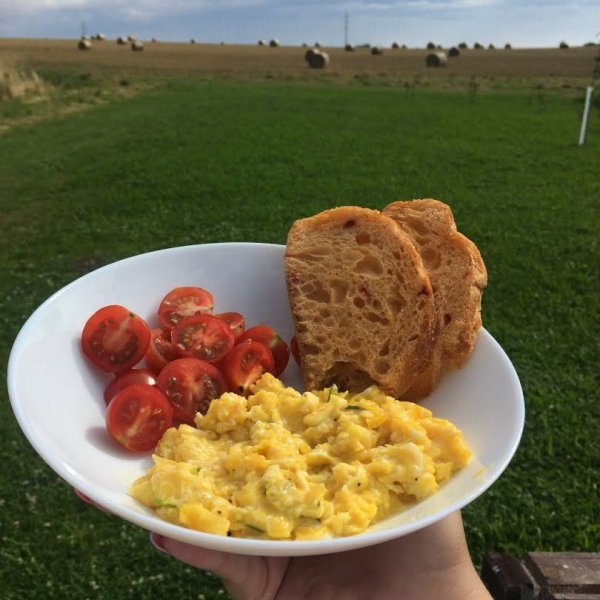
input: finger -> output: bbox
[150,532,252,576]
[73,488,111,514]
[150,533,279,600]
[74,488,92,503]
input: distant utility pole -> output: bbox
[344,11,349,46]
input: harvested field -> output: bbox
[0,38,597,84]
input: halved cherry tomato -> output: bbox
[156,358,227,424]
[238,325,290,376]
[81,305,151,373]
[145,328,178,374]
[171,314,234,363]
[104,368,157,406]
[221,340,275,396]
[158,286,214,331]
[290,335,300,365]
[106,384,173,452]
[215,312,245,341]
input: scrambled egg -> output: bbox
[130,373,471,540]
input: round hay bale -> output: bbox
[559,40,569,49]
[344,43,355,52]
[449,46,460,57]
[95,33,105,41]
[190,38,196,44]
[78,39,91,51]
[117,36,127,45]
[269,38,280,47]
[391,41,400,49]
[425,51,447,67]
[474,42,483,49]
[302,42,308,47]
[131,40,144,51]
[151,38,158,43]
[488,43,495,49]
[258,39,266,46]
[504,43,512,49]
[427,41,436,50]
[371,46,384,55]
[402,44,407,49]
[304,47,318,63]
[308,50,329,69]
[458,42,468,49]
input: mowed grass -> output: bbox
[1,78,599,599]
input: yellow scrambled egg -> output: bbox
[130,373,471,540]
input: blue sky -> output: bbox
[1,1,598,48]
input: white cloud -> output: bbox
[405,0,498,7]
[3,0,596,16]
[1,0,598,45]
[3,0,266,11]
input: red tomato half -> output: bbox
[239,325,290,377]
[171,314,234,363]
[158,286,214,331]
[104,368,157,406]
[222,340,275,396]
[145,328,178,374]
[156,358,227,424]
[106,384,173,452]
[81,305,151,373]
[215,312,245,341]
[290,335,300,365]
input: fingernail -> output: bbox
[150,532,167,553]
[74,489,91,503]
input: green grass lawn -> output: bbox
[1,77,599,599]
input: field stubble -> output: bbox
[2,38,597,80]
[1,38,598,131]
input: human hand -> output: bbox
[150,511,492,600]
[74,490,489,599]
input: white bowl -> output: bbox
[8,243,524,557]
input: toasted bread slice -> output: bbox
[383,199,487,399]
[285,206,435,397]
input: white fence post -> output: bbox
[578,86,593,146]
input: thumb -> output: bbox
[150,533,288,600]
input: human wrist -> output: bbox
[403,555,490,600]
[441,561,492,600]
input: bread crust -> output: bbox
[285,206,435,397]
[382,199,487,400]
